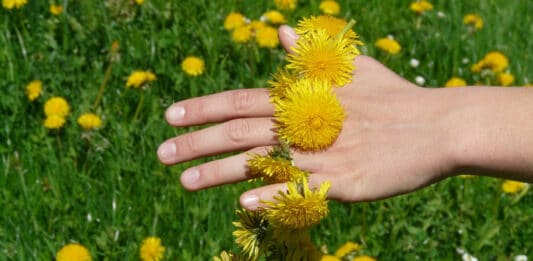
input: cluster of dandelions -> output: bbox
[214,15,363,260]
[54,236,165,261]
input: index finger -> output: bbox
[165,88,273,126]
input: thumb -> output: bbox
[278,25,299,54]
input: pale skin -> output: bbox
[157,25,533,210]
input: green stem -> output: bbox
[133,91,144,122]
[335,19,356,41]
[93,62,114,110]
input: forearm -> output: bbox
[438,86,533,182]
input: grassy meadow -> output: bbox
[1,0,532,260]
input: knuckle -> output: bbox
[176,134,198,155]
[225,119,251,144]
[231,90,254,113]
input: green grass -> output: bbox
[1,0,532,260]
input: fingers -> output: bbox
[278,25,299,54]
[239,174,335,210]
[165,88,273,127]
[158,117,277,165]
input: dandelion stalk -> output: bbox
[335,19,356,41]
[133,91,145,122]
[93,62,114,110]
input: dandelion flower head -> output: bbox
[26,80,42,101]
[77,113,102,130]
[250,20,267,31]
[213,250,248,261]
[255,26,280,48]
[410,0,433,14]
[44,97,70,118]
[287,29,357,87]
[497,72,515,86]
[444,77,467,87]
[352,256,377,261]
[181,56,205,77]
[268,69,298,99]
[319,0,340,16]
[264,177,330,229]
[248,153,307,184]
[375,37,401,55]
[463,14,483,29]
[471,51,509,73]
[56,243,92,261]
[135,0,144,5]
[232,25,253,43]
[224,12,246,30]
[261,10,286,24]
[126,70,156,88]
[274,0,298,11]
[44,115,66,130]
[232,209,269,260]
[140,237,165,261]
[502,180,527,194]
[2,0,27,9]
[295,15,363,46]
[334,241,361,258]
[274,79,345,151]
[50,4,63,15]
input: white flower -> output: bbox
[462,58,470,64]
[387,34,395,39]
[514,255,528,261]
[462,253,478,261]
[87,213,92,222]
[415,76,426,86]
[410,58,420,68]
[437,11,446,18]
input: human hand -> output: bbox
[157,26,458,210]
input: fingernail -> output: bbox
[157,142,176,161]
[241,194,259,209]
[282,26,298,40]
[181,168,199,186]
[166,106,185,123]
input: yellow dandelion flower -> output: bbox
[139,237,165,261]
[2,0,27,9]
[295,15,363,46]
[26,80,42,101]
[471,51,509,73]
[181,56,205,77]
[213,250,249,261]
[497,72,515,86]
[56,243,92,261]
[264,177,330,229]
[274,0,297,11]
[49,4,63,15]
[352,256,377,261]
[463,14,483,30]
[274,79,345,151]
[248,154,307,184]
[232,209,269,260]
[126,70,156,88]
[224,12,246,31]
[319,0,340,16]
[321,255,342,261]
[287,30,357,87]
[44,97,70,118]
[335,241,361,258]
[250,20,267,31]
[410,0,433,14]
[135,0,144,5]
[268,69,298,99]
[232,25,253,43]
[77,113,102,130]
[444,77,467,87]
[502,180,527,194]
[44,115,66,130]
[262,10,286,24]
[255,26,280,48]
[375,38,401,55]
